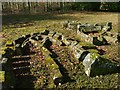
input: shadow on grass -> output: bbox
[2,13,77,26]
[2,43,37,89]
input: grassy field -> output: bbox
[1,11,119,60]
[1,11,120,89]
[1,11,119,42]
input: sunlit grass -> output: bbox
[1,11,119,56]
[1,11,120,88]
[0,71,5,82]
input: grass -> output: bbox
[0,71,5,82]
[2,11,119,41]
[1,11,120,89]
[1,11,119,59]
[1,13,117,42]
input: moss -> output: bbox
[34,76,47,89]
[90,53,99,60]
[88,49,99,53]
[2,12,120,89]
[79,42,95,46]
[0,71,5,82]
[0,50,6,55]
[6,40,13,45]
[97,36,103,41]
[45,57,58,69]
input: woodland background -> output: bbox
[2,2,120,15]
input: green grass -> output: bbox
[1,11,120,89]
[0,71,5,82]
[2,11,119,42]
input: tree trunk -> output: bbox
[45,2,48,12]
[28,1,31,14]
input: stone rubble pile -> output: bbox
[2,29,120,78]
[62,21,119,45]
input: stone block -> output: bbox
[83,53,120,77]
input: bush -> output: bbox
[70,2,101,11]
[107,2,120,12]
[100,2,120,12]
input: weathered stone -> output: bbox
[41,30,49,35]
[101,32,118,44]
[83,24,95,33]
[43,37,52,50]
[48,31,56,38]
[28,38,38,47]
[67,39,79,47]
[77,23,102,33]
[36,35,43,41]
[51,33,66,45]
[1,58,8,63]
[79,33,93,44]
[48,33,63,46]
[83,53,120,77]
[2,28,120,88]
[71,46,84,60]
[49,37,62,46]
[83,53,99,76]
[40,36,49,46]
[52,33,61,40]
[63,20,78,30]
[21,38,30,48]
[76,22,112,33]
[77,23,81,34]
[103,36,118,44]
[93,36,109,45]
[91,58,120,76]
[62,21,69,28]
[14,36,28,46]
[95,25,102,31]
[102,22,112,31]
[31,34,43,41]
[68,23,77,30]
[62,38,70,46]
